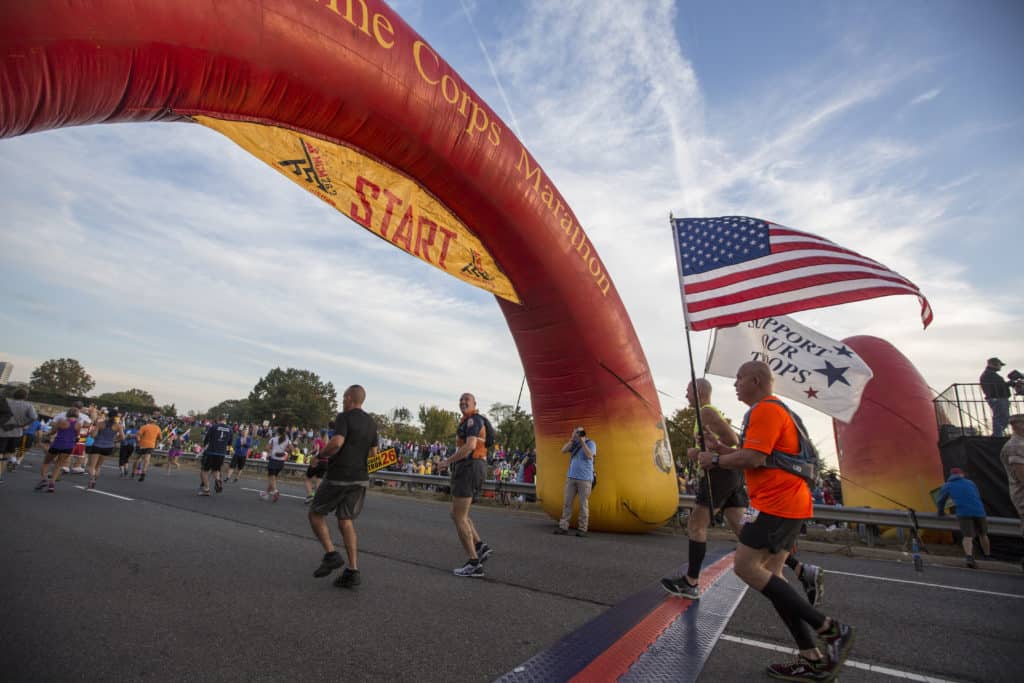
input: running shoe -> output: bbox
[552,527,568,535]
[800,564,825,606]
[259,491,269,500]
[34,479,48,491]
[660,574,700,599]
[334,568,361,588]
[453,561,484,578]
[197,488,211,496]
[965,555,977,568]
[88,480,96,490]
[476,542,494,562]
[138,472,145,482]
[766,655,834,681]
[47,482,55,493]
[313,551,344,578]
[272,490,280,503]
[818,620,854,669]
[576,530,588,537]
[214,479,223,494]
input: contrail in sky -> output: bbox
[458,0,524,141]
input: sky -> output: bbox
[2,0,1022,467]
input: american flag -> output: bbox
[672,216,933,331]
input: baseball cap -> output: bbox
[988,357,1005,367]
[949,467,964,476]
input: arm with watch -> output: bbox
[696,431,767,471]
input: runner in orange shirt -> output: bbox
[134,416,162,482]
[698,361,852,681]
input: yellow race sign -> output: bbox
[367,447,398,474]
[195,116,519,304]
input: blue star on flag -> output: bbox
[814,361,851,387]
[833,345,854,358]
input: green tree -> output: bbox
[487,402,515,425]
[29,358,95,396]
[418,404,459,444]
[248,368,337,427]
[665,406,697,474]
[496,408,535,452]
[206,398,254,422]
[161,403,178,417]
[95,388,156,408]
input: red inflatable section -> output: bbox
[0,0,677,531]
[833,336,945,513]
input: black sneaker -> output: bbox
[766,654,834,681]
[965,555,977,568]
[334,568,361,588]
[552,527,568,535]
[214,479,223,494]
[800,564,825,607]
[453,560,484,578]
[818,620,854,669]
[138,472,145,482]
[313,552,344,578]
[34,479,48,491]
[660,575,700,599]
[476,542,494,563]
[576,530,588,537]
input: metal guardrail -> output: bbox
[155,451,1022,536]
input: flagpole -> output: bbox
[671,214,715,512]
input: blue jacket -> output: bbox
[936,474,986,518]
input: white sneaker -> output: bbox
[259,491,269,500]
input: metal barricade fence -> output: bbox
[155,450,1022,537]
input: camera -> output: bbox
[1009,370,1024,397]
[575,427,586,437]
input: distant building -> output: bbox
[0,361,12,385]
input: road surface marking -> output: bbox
[720,634,956,682]
[73,485,134,501]
[241,487,306,500]
[827,570,1023,599]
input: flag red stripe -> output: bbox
[688,287,928,331]
[686,272,919,313]
[683,255,906,294]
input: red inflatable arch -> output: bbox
[0,0,677,531]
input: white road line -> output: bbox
[240,487,306,500]
[827,570,1024,600]
[719,634,956,682]
[72,486,134,502]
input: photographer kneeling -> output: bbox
[554,426,597,537]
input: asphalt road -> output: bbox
[2,450,1021,682]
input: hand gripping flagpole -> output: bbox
[670,214,714,512]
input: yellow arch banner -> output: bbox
[196,115,520,304]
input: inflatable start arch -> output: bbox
[0,0,677,531]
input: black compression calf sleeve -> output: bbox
[686,540,707,581]
[761,574,826,631]
[785,554,800,573]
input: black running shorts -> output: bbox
[695,468,749,511]
[739,512,805,554]
[202,454,225,471]
[89,446,114,457]
[451,458,486,499]
[310,482,367,519]
[267,459,286,476]
[958,516,988,537]
[48,447,73,456]
[230,453,248,470]
[0,436,21,454]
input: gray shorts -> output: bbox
[310,482,367,520]
[959,516,988,537]
[451,459,485,499]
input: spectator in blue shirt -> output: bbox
[937,467,991,567]
[553,426,597,537]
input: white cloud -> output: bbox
[910,88,942,105]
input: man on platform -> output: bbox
[698,361,853,680]
[980,357,1011,436]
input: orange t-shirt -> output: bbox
[137,423,161,449]
[741,397,813,519]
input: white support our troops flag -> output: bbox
[705,315,873,423]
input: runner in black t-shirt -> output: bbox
[309,385,379,588]
[199,415,232,496]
